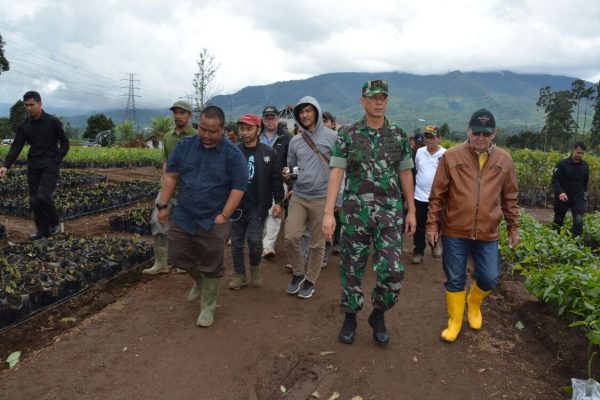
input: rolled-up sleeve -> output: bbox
[330,129,349,169]
[228,147,248,192]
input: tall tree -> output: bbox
[0,33,9,75]
[545,90,576,150]
[84,113,114,139]
[192,48,220,112]
[536,86,553,151]
[9,100,26,134]
[570,79,586,134]
[581,85,596,135]
[0,117,12,139]
[439,122,450,138]
[590,80,600,149]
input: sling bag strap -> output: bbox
[300,130,330,168]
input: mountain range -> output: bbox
[1,71,590,134]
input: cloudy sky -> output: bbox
[1,0,599,112]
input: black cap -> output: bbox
[468,108,496,133]
[413,133,425,146]
[262,106,279,117]
[225,123,238,133]
[322,111,336,123]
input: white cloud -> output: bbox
[0,0,598,111]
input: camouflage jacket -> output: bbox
[330,116,413,210]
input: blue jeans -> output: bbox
[442,236,500,292]
[231,208,265,275]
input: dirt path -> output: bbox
[0,224,580,400]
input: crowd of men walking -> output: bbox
[1,83,591,346]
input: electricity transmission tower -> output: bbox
[121,73,140,128]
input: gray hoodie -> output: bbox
[288,96,337,199]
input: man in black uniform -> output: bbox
[0,91,70,240]
[551,141,589,237]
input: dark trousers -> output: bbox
[28,164,60,234]
[553,198,586,237]
[231,208,265,274]
[413,199,429,255]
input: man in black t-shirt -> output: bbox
[229,114,285,290]
[551,141,589,237]
[0,91,70,240]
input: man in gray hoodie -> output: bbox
[284,96,337,299]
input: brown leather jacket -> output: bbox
[426,143,519,240]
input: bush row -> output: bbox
[0,234,152,330]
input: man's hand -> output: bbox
[559,192,568,202]
[322,212,336,242]
[0,167,7,178]
[157,208,170,226]
[286,190,294,201]
[508,234,520,248]
[404,211,416,234]
[214,213,228,224]
[427,231,439,248]
[282,167,291,181]
[272,203,284,218]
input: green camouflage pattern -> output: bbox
[331,116,412,312]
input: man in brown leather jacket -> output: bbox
[426,108,520,343]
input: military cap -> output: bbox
[362,80,388,97]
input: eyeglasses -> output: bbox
[471,131,494,137]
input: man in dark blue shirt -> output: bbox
[0,91,70,240]
[157,106,247,328]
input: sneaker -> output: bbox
[331,245,340,255]
[284,263,293,273]
[29,231,47,241]
[250,266,262,287]
[432,243,442,258]
[297,280,315,299]
[262,249,275,259]
[286,274,305,294]
[49,224,61,236]
[228,273,247,290]
[410,254,424,264]
[321,260,328,268]
[176,268,187,274]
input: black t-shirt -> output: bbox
[241,146,259,210]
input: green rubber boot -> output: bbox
[143,234,170,274]
[187,270,204,302]
[197,277,222,327]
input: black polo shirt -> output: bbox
[4,110,70,170]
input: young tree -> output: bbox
[0,33,9,75]
[9,100,26,134]
[581,85,596,135]
[115,120,135,141]
[192,48,220,112]
[84,114,114,139]
[590,80,600,149]
[149,116,173,141]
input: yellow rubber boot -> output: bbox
[440,290,466,343]
[467,282,491,330]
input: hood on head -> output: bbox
[293,96,323,133]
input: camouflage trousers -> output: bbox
[339,201,405,313]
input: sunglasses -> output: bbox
[471,131,494,137]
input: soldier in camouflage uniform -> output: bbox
[322,80,416,345]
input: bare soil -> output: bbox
[0,171,595,399]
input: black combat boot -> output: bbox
[368,308,389,345]
[338,312,357,344]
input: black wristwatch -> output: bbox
[156,203,168,210]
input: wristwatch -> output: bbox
[156,203,168,210]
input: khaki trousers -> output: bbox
[284,195,326,283]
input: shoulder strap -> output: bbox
[300,130,330,167]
